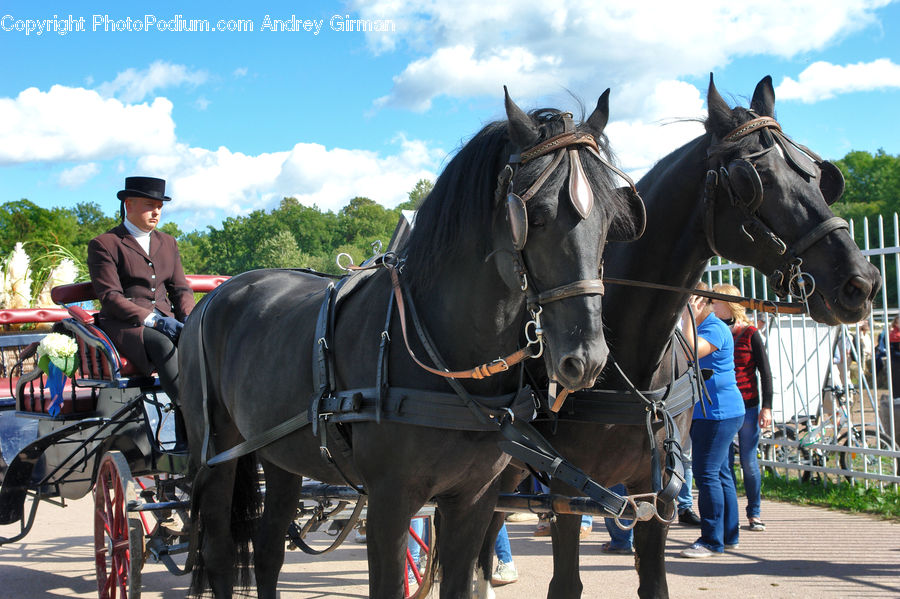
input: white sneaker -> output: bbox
[679,542,721,558]
[505,512,539,522]
[491,560,518,586]
[354,527,367,543]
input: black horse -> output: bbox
[178,89,645,599]
[476,75,881,599]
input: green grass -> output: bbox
[734,470,900,521]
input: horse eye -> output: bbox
[530,210,548,228]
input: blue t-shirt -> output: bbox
[692,314,745,421]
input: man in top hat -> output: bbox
[87,177,194,443]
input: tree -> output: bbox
[397,178,434,210]
[255,229,304,269]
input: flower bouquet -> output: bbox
[36,333,80,417]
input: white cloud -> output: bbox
[233,67,248,78]
[775,58,900,103]
[0,85,176,164]
[58,163,100,187]
[97,60,208,103]
[195,96,211,110]
[355,0,889,113]
[606,80,707,178]
[136,135,443,221]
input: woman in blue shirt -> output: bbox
[679,285,745,558]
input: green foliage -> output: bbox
[5,178,442,278]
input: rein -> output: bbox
[602,276,806,314]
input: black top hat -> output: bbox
[116,176,171,202]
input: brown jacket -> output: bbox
[87,224,195,374]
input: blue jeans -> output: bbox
[495,523,512,563]
[409,517,426,563]
[691,416,743,552]
[676,435,694,511]
[603,484,633,549]
[729,405,761,519]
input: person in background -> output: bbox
[679,283,744,558]
[601,483,634,554]
[491,523,518,585]
[712,283,772,533]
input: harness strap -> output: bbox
[207,409,312,466]
[375,291,395,424]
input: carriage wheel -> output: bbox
[94,451,144,599]
[405,514,436,599]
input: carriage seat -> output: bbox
[16,367,97,415]
[49,275,228,387]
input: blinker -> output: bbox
[506,192,528,251]
[819,161,844,206]
[724,159,763,212]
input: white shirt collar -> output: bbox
[123,218,152,253]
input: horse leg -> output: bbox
[436,490,501,599]
[365,490,420,599]
[547,512,583,599]
[632,519,670,599]
[475,467,527,599]
[473,510,505,599]
[193,462,239,598]
[254,462,303,599]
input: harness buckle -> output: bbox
[318,337,329,350]
[491,357,510,372]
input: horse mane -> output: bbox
[403,108,617,292]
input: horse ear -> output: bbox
[750,76,775,117]
[706,73,733,137]
[583,89,610,137]
[504,86,540,149]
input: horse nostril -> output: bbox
[558,355,586,387]
[839,275,872,308]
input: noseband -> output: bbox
[704,115,849,299]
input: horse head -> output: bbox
[704,74,880,325]
[490,89,645,391]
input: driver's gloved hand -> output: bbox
[154,316,184,343]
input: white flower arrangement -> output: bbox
[37,332,80,377]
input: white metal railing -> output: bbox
[703,214,900,488]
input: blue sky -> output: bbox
[2,0,899,233]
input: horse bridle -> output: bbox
[704,114,849,300]
[495,112,642,358]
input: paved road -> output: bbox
[1,494,898,598]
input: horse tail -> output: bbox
[231,453,263,589]
[187,454,262,597]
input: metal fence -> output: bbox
[704,214,900,487]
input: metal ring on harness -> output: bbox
[336,253,355,271]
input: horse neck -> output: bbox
[406,258,526,394]
[603,135,714,387]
